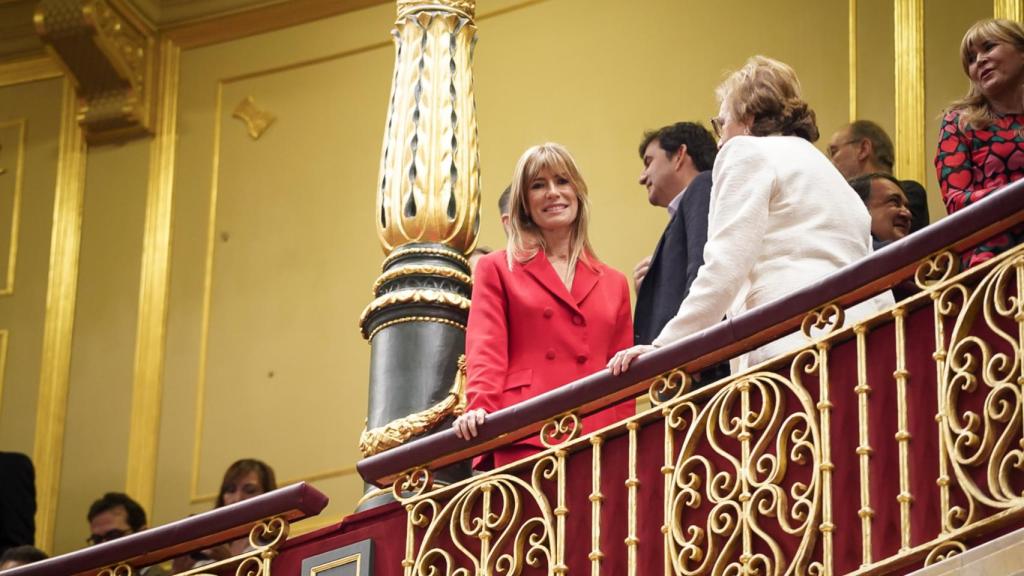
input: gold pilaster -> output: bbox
[375,0,480,254]
[34,0,157,142]
[33,78,86,552]
[894,0,925,183]
[125,38,179,512]
[994,0,1023,21]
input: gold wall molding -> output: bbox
[33,78,86,552]
[894,0,925,183]
[0,56,63,88]
[164,0,391,49]
[125,38,180,513]
[848,0,857,121]
[993,0,1023,21]
[0,330,8,416]
[34,0,157,142]
[232,96,276,140]
[0,119,26,296]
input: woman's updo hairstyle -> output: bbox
[716,55,819,142]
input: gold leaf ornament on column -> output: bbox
[376,0,480,254]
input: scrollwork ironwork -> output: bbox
[648,368,693,406]
[402,469,556,575]
[667,370,822,575]
[942,253,1024,521]
[800,303,845,340]
[915,250,958,289]
[539,413,580,448]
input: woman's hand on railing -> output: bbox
[608,344,657,375]
[453,408,488,439]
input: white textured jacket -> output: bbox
[651,135,894,370]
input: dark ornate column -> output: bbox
[357,0,480,506]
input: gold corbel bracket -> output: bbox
[34,0,157,143]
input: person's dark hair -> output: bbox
[847,120,895,172]
[848,172,904,203]
[215,459,277,508]
[498,185,511,217]
[0,545,48,567]
[87,493,147,532]
[717,55,819,142]
[637,122,718,172]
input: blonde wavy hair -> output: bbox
[506,143,596,286]
[716,55,819,142]
[948,18,1024,130]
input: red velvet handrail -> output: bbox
[358,178,1024,486]
[5,482,329,576]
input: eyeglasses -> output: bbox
[827,139,861,159]
[711,116,725,139]
[87,528,130,545]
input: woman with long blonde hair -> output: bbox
[453,143,633,469]
[935,18,1024,267]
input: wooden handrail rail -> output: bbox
[357,178,1024,486]
[6,482,328,576]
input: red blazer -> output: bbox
[466,250,635,468]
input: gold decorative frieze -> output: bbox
[232,96,276,140]
[34,0,157,142]
[397,0,476,19]
[359,289,470,338]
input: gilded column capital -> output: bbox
[34,0,156,142]
[397,0,476,19]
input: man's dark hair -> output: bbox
[848,120,895,173]
[87,493,147,532]
[638,122,718,172]
[498,185,511,217]
[0,545,48,566]
[848,172,904,203]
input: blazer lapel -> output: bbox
[522,252,581,313]
[571,259,600,305]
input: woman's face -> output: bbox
[715,99,750,147]
[525,167,579,235]
[221,471,265,506]
[967,38,1024,100]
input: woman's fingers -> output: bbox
[608,345,654,375]
[453,409,487,440]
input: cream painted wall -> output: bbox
[0,77,62,456]
[0,0,1006,558]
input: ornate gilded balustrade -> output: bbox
[358,179,1024,575]
[5,483,327,576]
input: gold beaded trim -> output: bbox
[366,316,466,342]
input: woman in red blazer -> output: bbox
[453,143,635,469]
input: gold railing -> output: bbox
[376,225,1024,574]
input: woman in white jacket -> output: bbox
[610,55,892,375]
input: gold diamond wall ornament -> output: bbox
[232,96,276,140]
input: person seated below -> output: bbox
[848,173,913,249]
[172,459,276,574]
[828,119,930,234]
[0,545,47,571]
[87,492,169,576]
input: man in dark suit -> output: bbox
[827,120,930,234]
[0,452,35,557]
[633,122,718,347]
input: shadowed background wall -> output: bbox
[0,0,1003,556]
